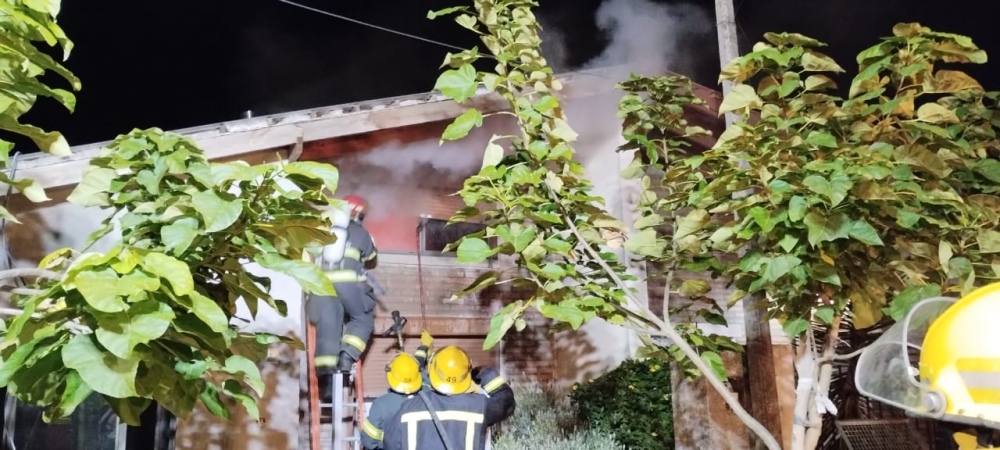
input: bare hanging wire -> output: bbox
[276,0,467,52]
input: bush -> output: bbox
[492,382,623,450]
[570,358,674,450]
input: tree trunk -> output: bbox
[790,336,816,450]
[804,316,842,450]
[744,297,785,449]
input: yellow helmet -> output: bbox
[428,345,472,395]
[920,283,1000,427]
[385,353,422,395]
[856,282,1000,431]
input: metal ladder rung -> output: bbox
[319,403,359,408]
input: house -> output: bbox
[0,65,795,449]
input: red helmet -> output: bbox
[343,195,367,220]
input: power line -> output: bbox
[276,0,467,52]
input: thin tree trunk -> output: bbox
[804,316,842,449]
[790,330,816,450]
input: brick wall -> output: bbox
[500,309,556,384]
[366,253,556,387]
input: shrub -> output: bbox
[492,381,623,450]
[570,358,674,450]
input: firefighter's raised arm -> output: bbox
[472,366,516,426]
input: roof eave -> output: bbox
[2,66,724,195]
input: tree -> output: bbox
[427,1,780,448]
[429,1,1000,449]
[0,128,341,425]
[0,0,81,217]
[668,25,1000,449]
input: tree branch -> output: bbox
[551,190,782,450]
[0,268,62,282]
[0,307,91,334]
[818,343,866,363]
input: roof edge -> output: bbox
[2,65,722,195]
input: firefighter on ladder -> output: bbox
[361,331,434,450]
[306,195,378,400]
[380,345,516,450]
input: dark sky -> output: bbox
[19,0,1000,148]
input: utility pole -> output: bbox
[714,0,785,448]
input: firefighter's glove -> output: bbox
[471,367,483,385]
[420,329,433,347]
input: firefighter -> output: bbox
[380,345,516,450]
[362,331,436,449]
[306,195,378,399]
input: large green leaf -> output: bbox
[105,396,151,426]
[66,167,115,207]
[191,190,242,233]
[115,269,161,297]
[762,255,802,283]
[142,252,194,296]
[847,219,884,246]
[456,238,494,263]
[224,355,265,396]
[483,301,521,350]
[802,172,851,206]
[916,103,959,123]
[255,253,336,296]
[887,284,942,321]
[700,351,728,382]
[199,383,231,420]
[434,63,479,102]
[450,271,499,301]
[539,302,588,329]
[62,335,138,398]
[481,136,504,168]
[47,370,93,420]
[674,208,710,241]
[511,228,536,253]
[161,217,200,255]
[283,161,339,193]
[95,300,175,359]
[187,292,229,333]
[73,268,127,312]
[781,317,810,338]
[441,108,483,142]
[624,228,666,258]
[718,84,762,114]
[803,211,850,247]
[977,229,1000,254]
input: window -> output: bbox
[420,218,494,256]
[3,393,119,450]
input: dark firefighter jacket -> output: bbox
[380,367,515,450]
[361,345,430,450]
[339,220,378,275]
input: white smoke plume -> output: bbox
[333,117,517,221]
[329,0,712,252]
[585,0,712,75]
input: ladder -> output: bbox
[306,321,366,450]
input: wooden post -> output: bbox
[714,0,785,448]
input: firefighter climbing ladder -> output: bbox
[306,321,365,450]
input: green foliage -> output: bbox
[637,322,741,382]
[570,358,674,450]
[0,0,81,219]
[0,128,339,424]
[430,0,644,350]
[492,382,624,450]
[632,24,1000,337]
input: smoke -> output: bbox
[329,0,712,253]
[587,0,712,75]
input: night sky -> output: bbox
[19,0,1000,148]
